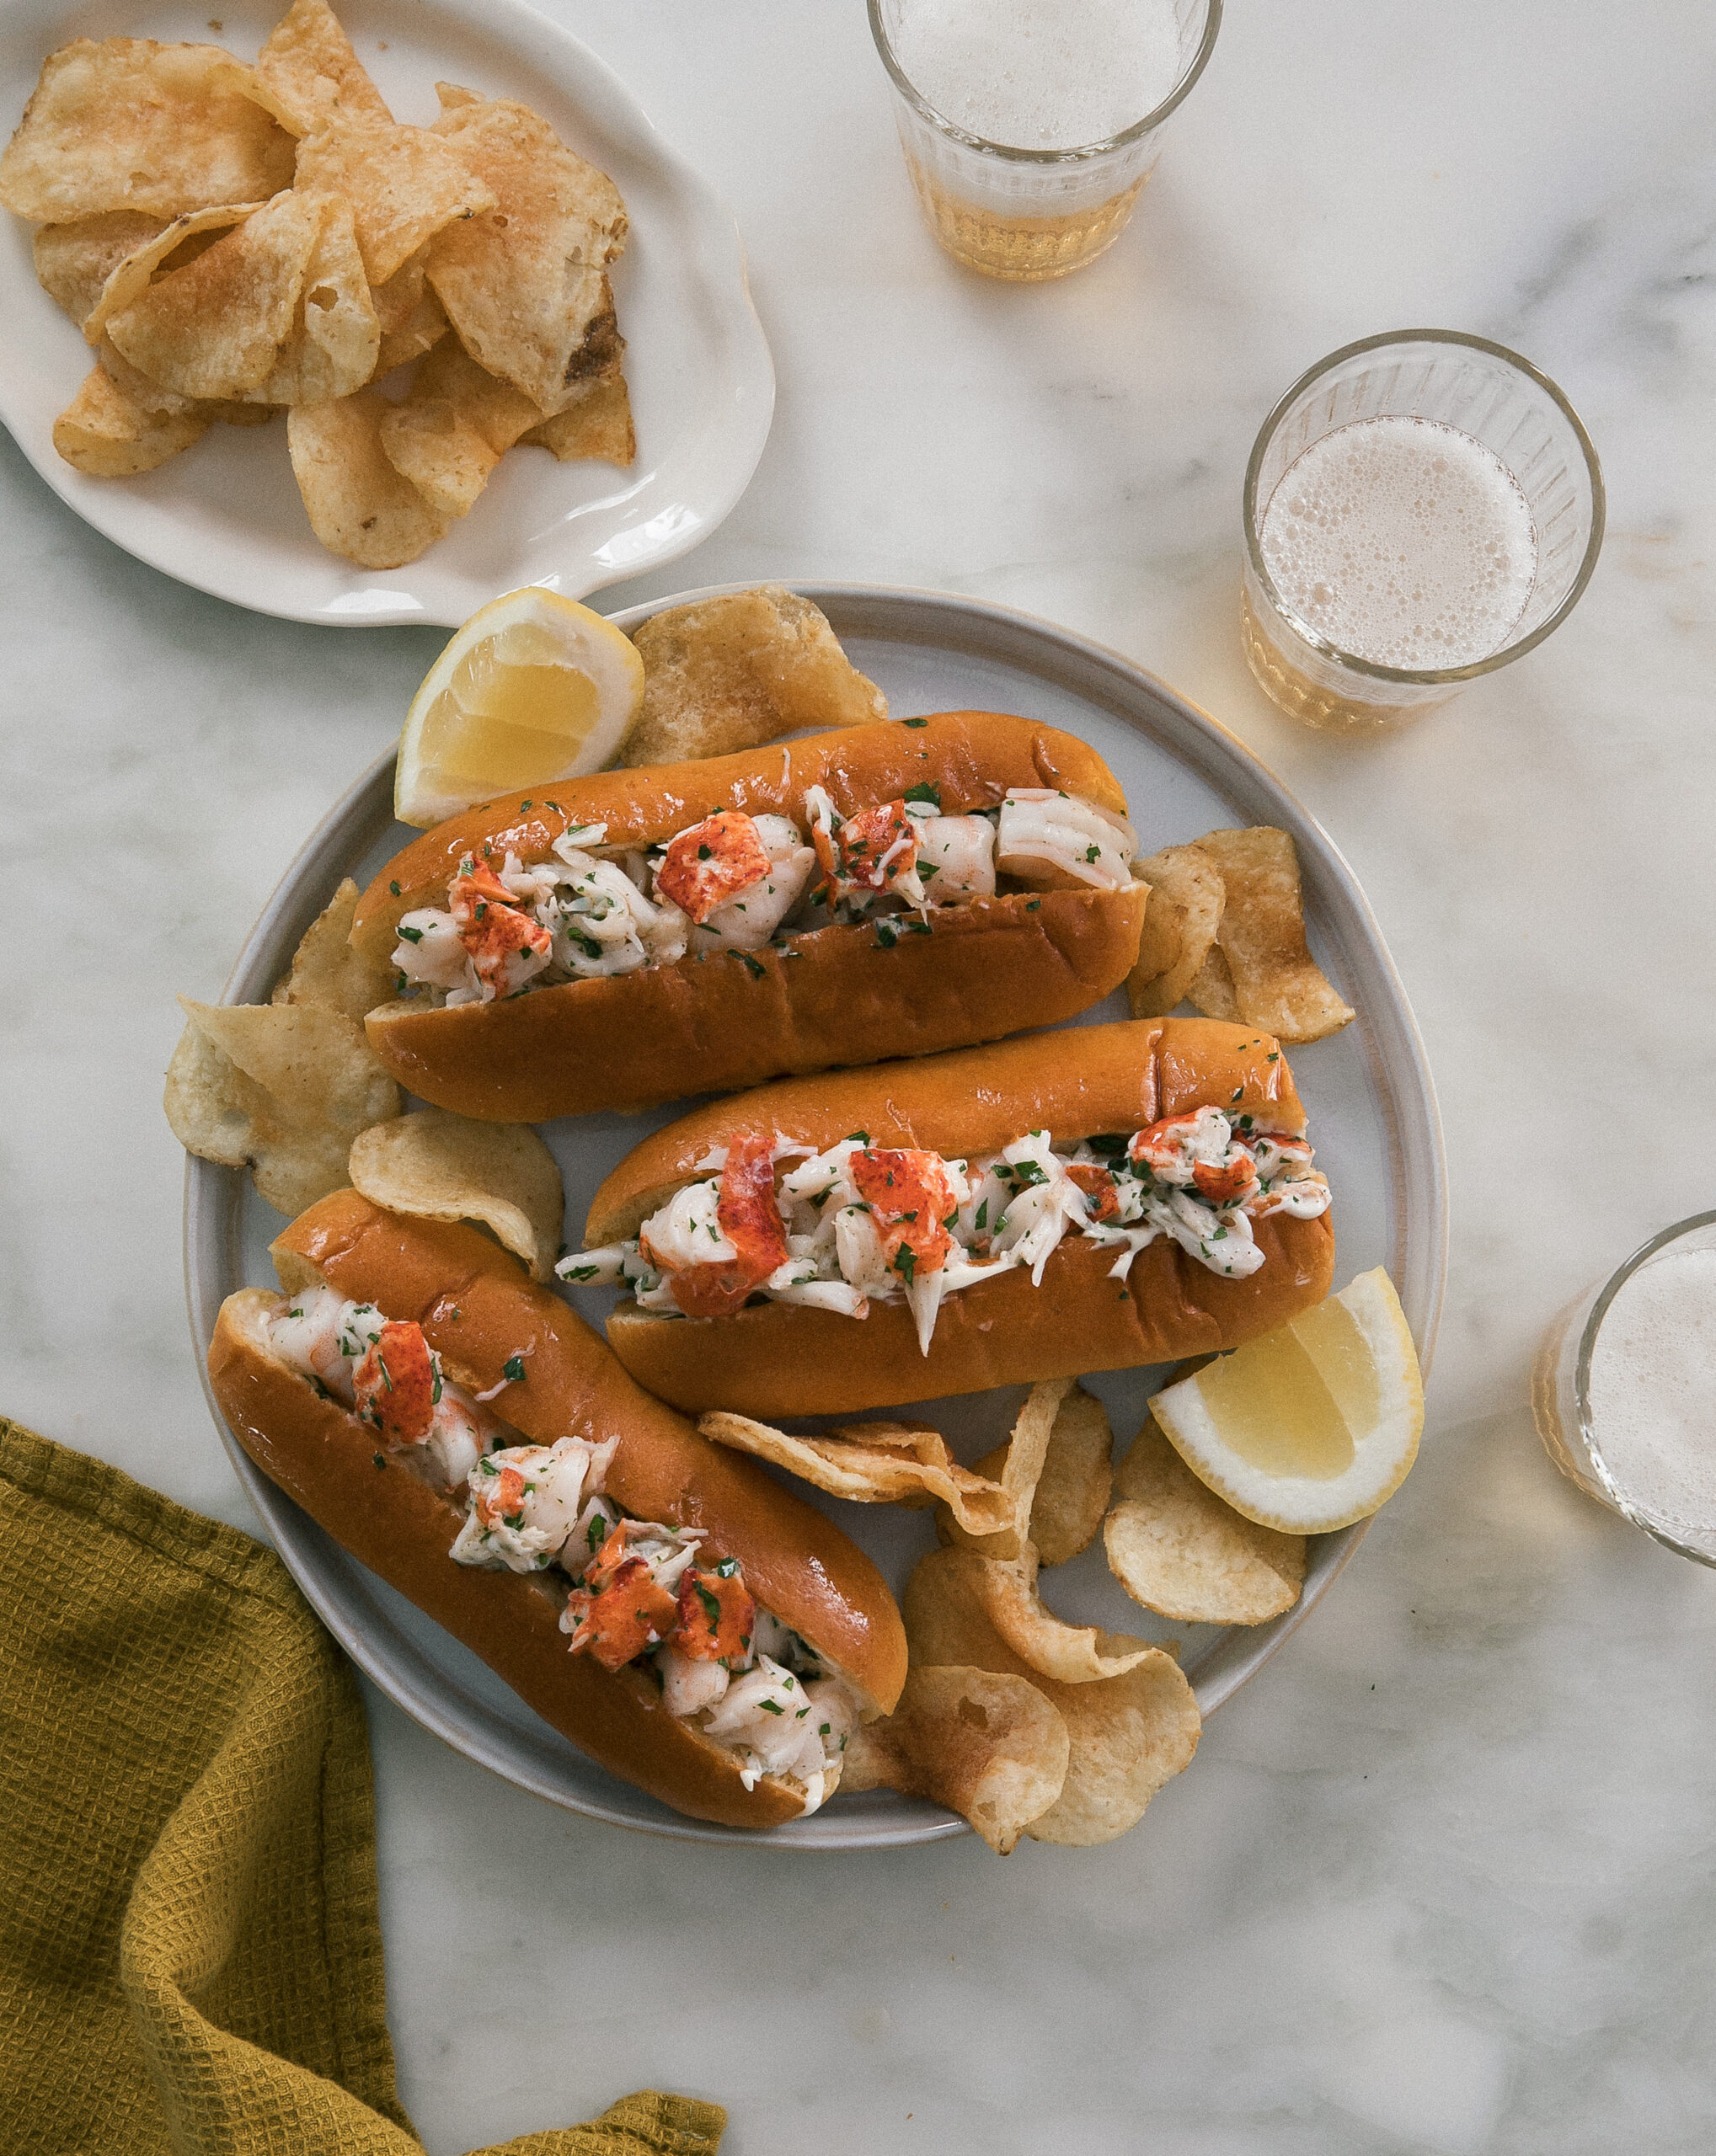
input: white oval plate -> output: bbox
[185,585,1447,1847]
[0,0,773,626]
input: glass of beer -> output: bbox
[1532,1214,1716,1566]
[869,0,1222,282]
[1242,331,1605,733]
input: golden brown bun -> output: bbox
[588,1019,1334,1417]
[365,886,1146,1122]
[272,1192,906,1713]
[352,713,1146,1121]
[587,1018,1312,1242]
[352,712,1131,948]
[606,1219,1334,1418]
[209,1291,803,1830]
[206,1194,910,1828]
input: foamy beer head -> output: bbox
[1242,332,1605,731]
[890,0,1183,151]
[869,0,1221,280]
[1259,418,1537,671]
[1533,1213,1716,1568]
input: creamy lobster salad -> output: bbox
[559,1108,1333,1355]
[265,1287,859,1806]
[388,782,1138,1007]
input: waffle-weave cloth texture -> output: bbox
[0,1418,726,2156]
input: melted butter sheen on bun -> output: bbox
[352,714,1146,1122]
[590,1019,1335,1418]
[207,1194,908,1829]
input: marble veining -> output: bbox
[4,1,1716,2148]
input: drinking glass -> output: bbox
[1242,330,1605,734]
[869,0,1222,282]
[1532,1214,1716,1567]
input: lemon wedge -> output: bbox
[1149,1267,1425,1534]
[394,586,645,828]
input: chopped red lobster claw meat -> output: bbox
[565,1556,679,1672]
[655,812,772,923]
[352,1319,437,1444]
[675,1561,756,1664]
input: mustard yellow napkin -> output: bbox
[0,1418,725,2156]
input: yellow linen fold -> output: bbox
[0,1417,724,2156]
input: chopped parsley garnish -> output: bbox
[388,880,401,896]
[758,1698,784,1716]
[875,921,899,948]
[501,1354,526,1383]
[564,1265,600,1282]
[1025,898,1041,911]
[902,718,929,728]
[903,781,942,809]
[735,952,766,979]
[396,924,423,943]
[372,1453,386,1469]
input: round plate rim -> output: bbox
[184,580,1447,1849]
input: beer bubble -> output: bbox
[1258,416,1537,670]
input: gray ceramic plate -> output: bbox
[185,584,1446,1848]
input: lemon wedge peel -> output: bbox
[1149,1267,1425,1536]
[394,586,644,829]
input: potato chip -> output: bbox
[105,190,323,400]
[249,0,392,136]
[425,90,627,415]
[521,367,635,468]
[1127,843,1227,1019]
[164,998,400,1218]
[84,203,262,339]
[286,390,452,568]
[842,1667,1068,1854]
[936,1377,1069,1561]
[622,587,890,768]
[348,1109,564,1281]
[903,1547,1200,1844]
[1104,1412,1306,1626]
[957,1545,1157,1684]
[1025,1383,1115,1566]
[696,1413,1014,1535]
[52,364,210,478]
[241,195,379,406]
[269,877,398,1022]
[1028,1653,1202,1846]
[372,248,448,371]
[0,40,294,221]
[1187,939,1239,1022]
[88,339,273,432]
[34,211,167,326]
[294,116,496,288]
[1194,826,1355,1043]
[943,1381,1112,1565]
[377,335,542,519]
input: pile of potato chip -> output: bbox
[0,0,634,566]
[165,876,564,1278]
[703,1378,1310,1851]
[1129,826,1354,1043]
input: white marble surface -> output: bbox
[4,1,1716,2148]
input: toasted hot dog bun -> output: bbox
[207,1192,908,1829]
[591,1019,1337,1418]
[352,713,1147,1122]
